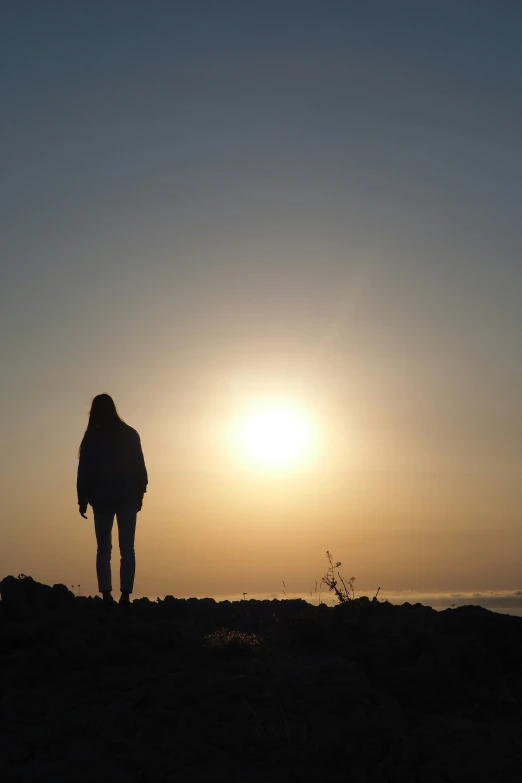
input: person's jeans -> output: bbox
[94,508,137,593]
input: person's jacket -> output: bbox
[77,423,148,512]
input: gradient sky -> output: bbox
[2,1,521,607]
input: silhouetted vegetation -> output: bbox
[203,627,261,657]
[320,550,356,602]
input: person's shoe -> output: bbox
[102,591,115,607]
[119,591,131,608]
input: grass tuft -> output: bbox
[203,627,261,657]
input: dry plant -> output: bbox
[309,580,323,606]
[203,627,260,656]
[320,550,355,603]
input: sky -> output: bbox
[1,1,521,610]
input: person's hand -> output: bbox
[79,506,88,519]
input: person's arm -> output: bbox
[77,440,90,517]
[133,432,148,510]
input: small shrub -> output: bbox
[203,627,261,657]
[320,551,355,604]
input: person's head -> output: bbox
[83,393,125,437]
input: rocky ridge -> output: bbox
[1,574,522,782]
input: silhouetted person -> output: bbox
[77,394,148,606]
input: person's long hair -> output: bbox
[79,394,126,455]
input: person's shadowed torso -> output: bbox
[77,422,148,512]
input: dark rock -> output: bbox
[0,575,75,620]
[2,575,522,780]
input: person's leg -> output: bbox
[116,508,137,600]
[93,510,115,596]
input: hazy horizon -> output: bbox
[39,583,522,619]
[2,2,521,611]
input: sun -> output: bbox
[239,403,313,468]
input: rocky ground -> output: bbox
[1,575,522,782]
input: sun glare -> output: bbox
[239,403,314,468]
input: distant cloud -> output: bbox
[377,590,522,615]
